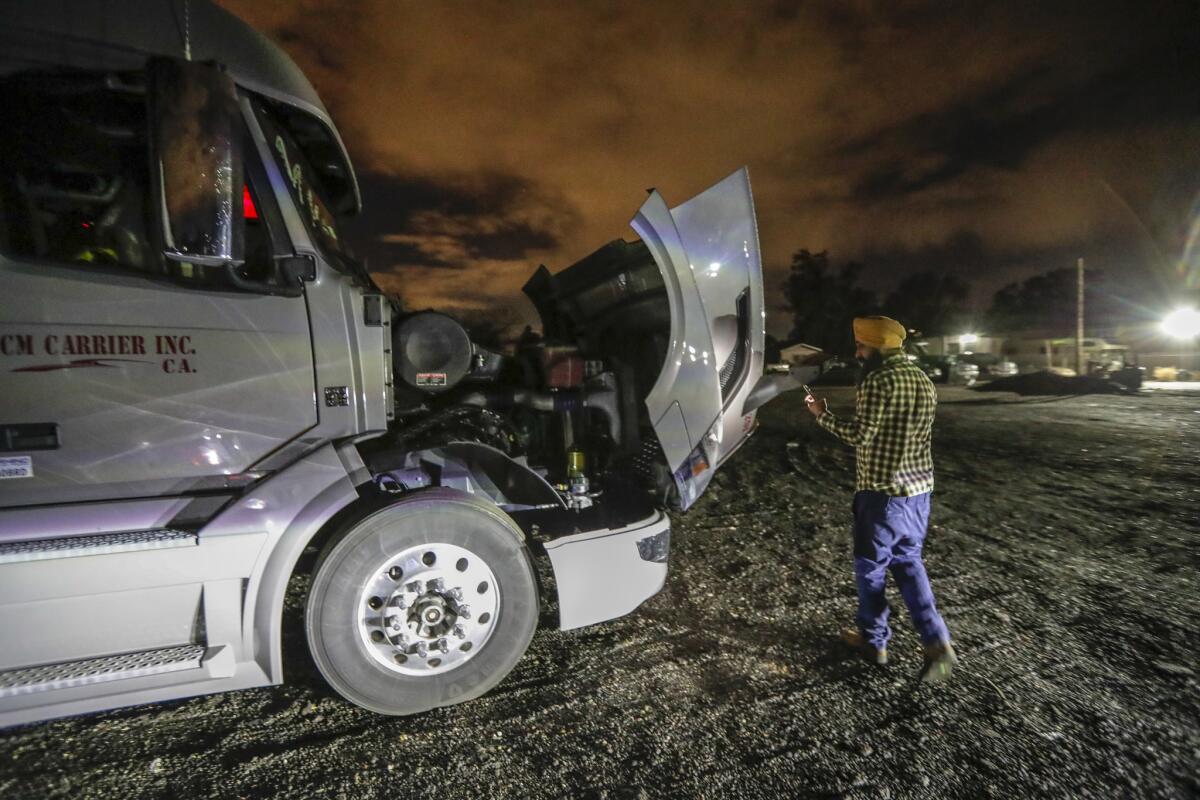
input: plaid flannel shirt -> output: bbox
[816,353,936,495]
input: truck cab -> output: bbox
[0,0,812,726]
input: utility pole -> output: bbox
[1075,257,1085,375]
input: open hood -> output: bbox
[523,167,766,511]
[631,168,765,509]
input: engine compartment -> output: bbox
[362,238,677,511]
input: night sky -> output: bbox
[220,0,1199,337]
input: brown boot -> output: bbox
[919,641,958,683]
[840,628,888,666]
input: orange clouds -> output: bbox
[218,0,1200,331]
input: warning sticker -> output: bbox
[416,372,448,387]
[0,456,33,480]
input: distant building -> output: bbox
[1000,336,1129,374]
[915,334,1004,357]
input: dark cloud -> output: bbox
[347,170,577,259]
[340,169,580,310]
[848,39,1199,204]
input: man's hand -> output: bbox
[805,393,828,418]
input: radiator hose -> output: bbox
[460,373,621,444]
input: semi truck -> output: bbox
[0,0,813,726]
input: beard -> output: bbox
[856,350,885,385]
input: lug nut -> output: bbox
[390,595,408,609]
[428,578,446,593]
[386,615,402,631]
[395,634,411,649]
[450,587,464,601]
[452,625,466,639]
[457,605,471,620]
[435,638,450,654]
[414,642,428,658]
[406,581,423,594]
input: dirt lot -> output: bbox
[2,387,1197,799]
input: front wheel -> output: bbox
[305,488,539,715]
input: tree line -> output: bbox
[781,249,1111,355]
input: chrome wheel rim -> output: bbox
[357,542,500,676]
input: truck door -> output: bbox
[0,67,316,508]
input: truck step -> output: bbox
[0,644,207,699]
[0,528,196,564]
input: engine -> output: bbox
[370,239,676,511]
[379,320,662,510]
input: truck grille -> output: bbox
[718,290,751,400]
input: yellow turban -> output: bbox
[853,316,907,350]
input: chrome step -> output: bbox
[0,528,196,564]
[0,644,207,699]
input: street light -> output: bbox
[1163,307,1200,375]
[1161,307,1200,339]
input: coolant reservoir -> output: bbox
[566,447,585,478]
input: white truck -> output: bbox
[0,0,812,726]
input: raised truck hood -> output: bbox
[631,168,765,509]
[525,167,771,511]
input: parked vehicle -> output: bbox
[906,345,978,385]
[0,1,812,727]
[1108,365,1146,390]
[959,352,1018,378]
[1003,337,1130,375]
[812,356,861,386]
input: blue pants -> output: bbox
[852,491,949,649]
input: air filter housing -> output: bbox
[394,311,473,393]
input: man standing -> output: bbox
[805,316,957,683]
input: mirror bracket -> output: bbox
[279,254,316,285]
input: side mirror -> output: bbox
[147,58,243,268]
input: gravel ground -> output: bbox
[2,386,1197,799]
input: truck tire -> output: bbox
[305,488,538,715]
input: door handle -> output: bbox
[0,423,60,451]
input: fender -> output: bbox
[238,440,563,685]
[198,443,360,684]
[370,441,566,510]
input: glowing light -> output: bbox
[243,185,259,220]
[959,333,978,346]
[706,261,721,276]
[1161,307,1200,339]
